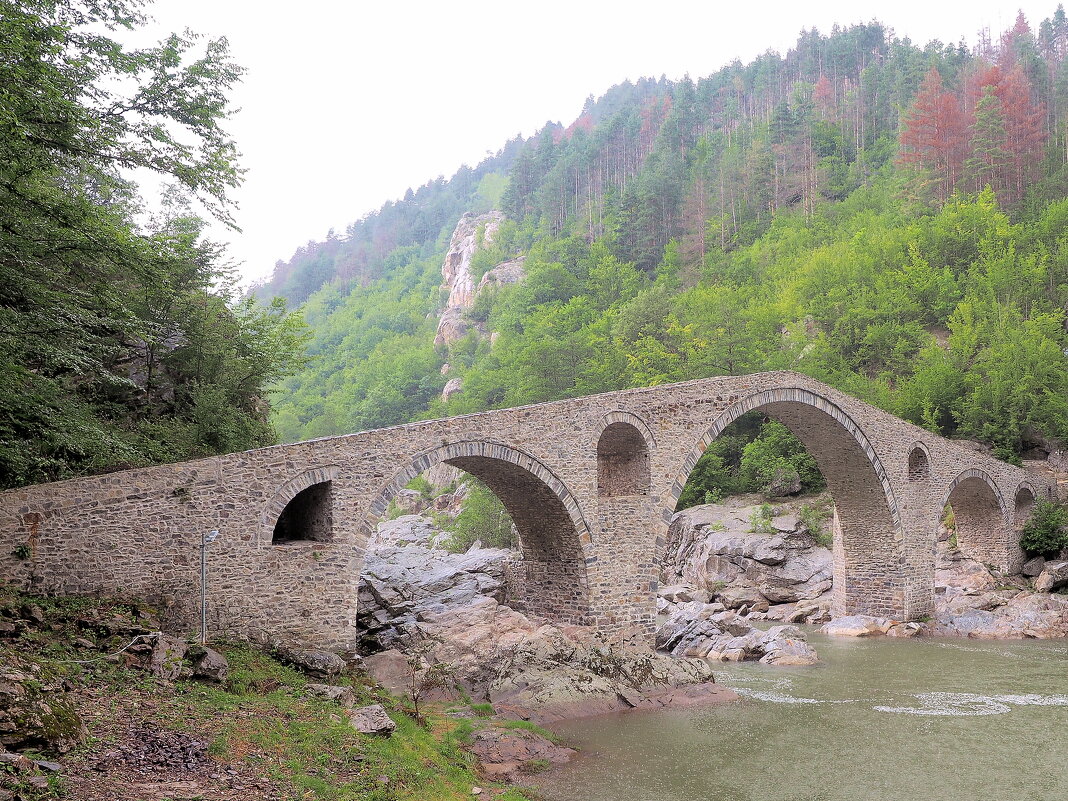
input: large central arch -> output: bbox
[364,440,593,624]
[666,387,909,619]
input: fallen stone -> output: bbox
[305,683,355,708]
[189,646,229,682]
[0,663,86,752]
[887,622,926,638]
[0,752,34,772]
[821,615,893,637]
[285,649,347,679]
[364,650,411,697]
[759,626,819,665]
[349,704,396,736]
[468,727,574,781]
[1021,556,1046,577]
[33,759,62,772]
[20,603,45,625]
[148,634,187,682]
[716,585,769,612]
[1035,561,1068,593]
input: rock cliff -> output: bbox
[432,212,526,401]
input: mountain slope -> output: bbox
[268,12,1068,460]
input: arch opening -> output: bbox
[1014,485,1036,530]
[908,447,930,481]
[598,422,650,497]
[668,390,910,620]
[942,473,1005,568]
[365,443,591,627]
[273,481,333,545]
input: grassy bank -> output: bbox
[0,587,540,800]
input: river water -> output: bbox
[535,632,1068,801]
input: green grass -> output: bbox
[0,590,541,801]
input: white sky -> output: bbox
[134,0,1053,285]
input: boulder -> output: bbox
[933,592,1068,638]
[305,683,355,708]
[662,499,833,614]
[787,597,832,624]
[716,585,769,612]
[189,646,229,682]
[766,466,802,497]
[364,650,411,697]
[1021,556,1046,577]
[1035,561,1068,593]
[0,751,34,772]
[349,704,396,736]
[759,626,819,665]
[887,622,927,638]
[468,726,574,781]
[147,634,187,682]
[285,649,348,679]
[441,377,464,401]
[0,663,86,753]
[821,615,893,637]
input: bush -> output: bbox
[1019,500,1068,556]
[739,422,825,498]
[441,478,515,552]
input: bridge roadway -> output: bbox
[0,372,1053,650]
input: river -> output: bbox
[534,631,1068,801]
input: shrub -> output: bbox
[441,478,515,552]
[799,502,833,548]
[1019,500,1068,556]
[749,503,776,533]
[739,422,825,498]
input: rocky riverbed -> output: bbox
[357,514,736,721]
[658,492,1068,641]
[356,489,1068,715]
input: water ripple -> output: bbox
[874,691,1068,716]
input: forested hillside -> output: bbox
[270,11,1068,464]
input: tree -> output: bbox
[0,1,305,486]
[899,68,967,202]
[964,85,1010,195]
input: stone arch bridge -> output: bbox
[0,372,1053,651]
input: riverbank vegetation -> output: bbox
[0,586,537,800]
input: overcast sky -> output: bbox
[135,0,1053,285]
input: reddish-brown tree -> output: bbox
[998,65,1047,203]
[964,63,1047,205]
[814,73,836,120]
[899,68,968,201]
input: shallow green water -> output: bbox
[535,632,1068,801]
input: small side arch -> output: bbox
[1013,481,1038,530]
[941,468,1009,568]
[907,442,931,481]
[261,466,339,546]
[597,412,654,497]
[364,440,592,624]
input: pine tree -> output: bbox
[899,68,967,201]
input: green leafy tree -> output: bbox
[0,1,305,486]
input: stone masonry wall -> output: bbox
[0,371,1052,650]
